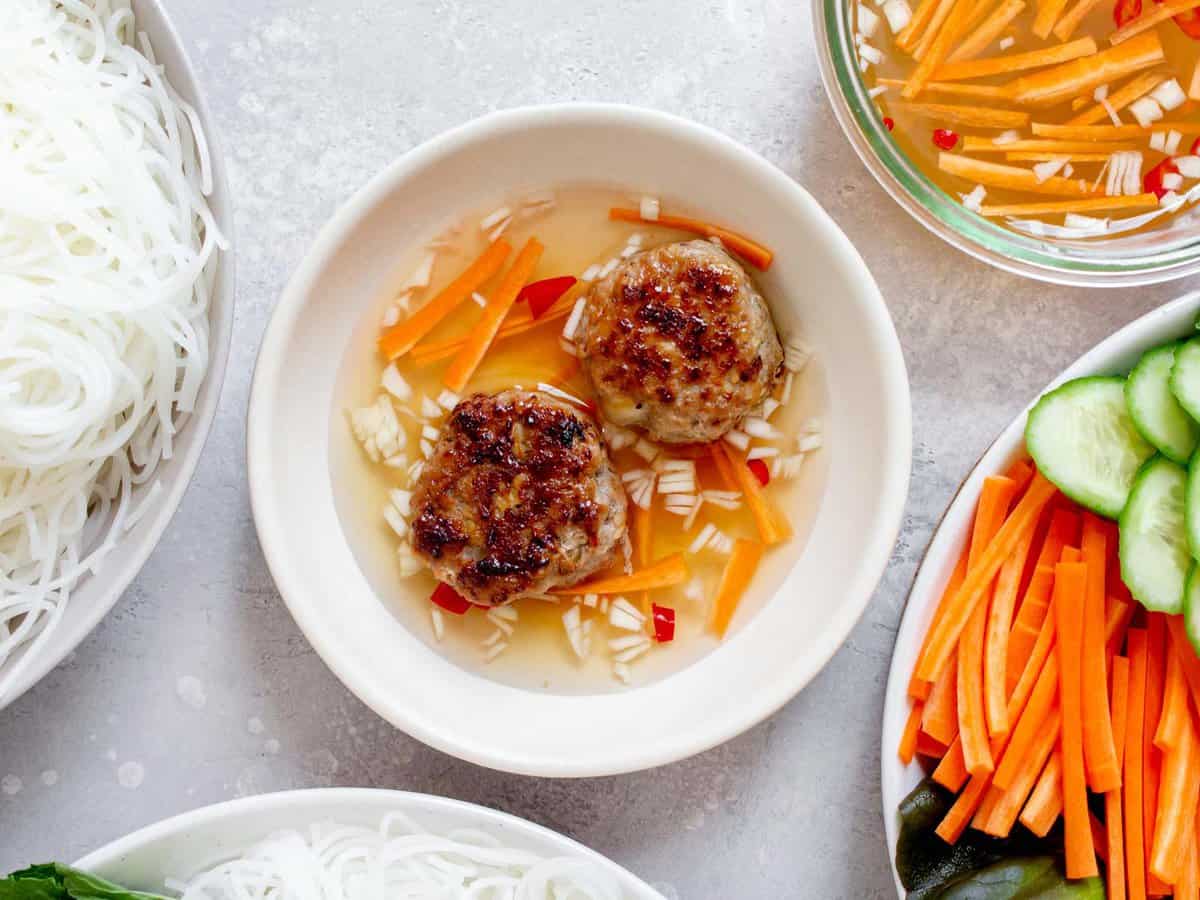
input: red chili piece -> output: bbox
[431,583,472,614]
[1113,0,1142,27]
[883,117,895,132]
[932,129,959,151]
[652,604,676,643]
[747,458,770,486]
[1152,0,1200,37]
[1144,157,1180,200]
[517,276,577,320]
[1191,136,1200,156]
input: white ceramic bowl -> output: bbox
[880,290,1200,896]
[74,788,663,899]
[0,0,234,711]
[248,103,911,776]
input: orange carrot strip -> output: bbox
[1009,32,1165,107]
[1067,72,1164,125]
[1107,655,1132,900]
[934,36,1096,81]
[1054,0,1107,39]
[977,195,1159,217]
[708,540,765,637]
[1107,595,1136,662]
[913,0,961,59]
[1093,812,1110,865]
[634,502,653,620]
[1111,0,1200,43]
[1031,119,1200,141]
[904,0,977,98]
[1021,750,1065,836]
[443,238,544,393]
[1126,629,1150,900]
[911,540,971,701]
[900,702,925,765]
[553,553,689,595]
[714,443,791,545]
[898,0,945,49]
[1156,641,1189,751]
[1149,698,1200,884]
[939,153,1099,195]
[894,102,1029,128]
[379,239,511,361]
[994,652,1061,790]
[985,509,1037,737]
[947,0,1026,61]
[876,76,1014,99]
[1004,151,1129,161]
[1181,832,1200,900]
[984,706,1063,836]
[960,475,1018,774]
[1032,0,1071,38]
[962,137,1142,152]
[608,208,773,270]
[1166,614,1200,716]
[1081,514,1121,792]
[708,441,739,492]
[1054,560,1099,879]
[1144,615,1169,897]
[916,473,1058,684]
[1007,509,1079,695]
[410,299,573,365]
[925,656,962,747]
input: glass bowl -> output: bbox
[813,0,1200,287]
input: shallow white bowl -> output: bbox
[248,103,911,776]
[0,0,234,711]
[880,290,1200,896]
[74,788,662,898]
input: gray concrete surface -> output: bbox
[0,1,1192,897]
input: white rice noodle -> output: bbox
[639,196,660,221]
[0,0,224,700]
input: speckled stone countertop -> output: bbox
[0,1,1193,897]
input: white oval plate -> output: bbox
[880,290,1200,896]
[248,103,911,776]
[0,0,235,711]
[74,788,663,899]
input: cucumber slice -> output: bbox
[1188,449,1200,560]
[1171,337,1200,425]
[1120,455,1190,614]
[1186,565,1200,657]
[1126,342,1200,464]
[1026,376,1155,519]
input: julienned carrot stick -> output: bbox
[994,652,1061,789]
[947,0,1025,62]
[608,208,773,270]
[1021,751,1065,836]
[1111,0,1200,43]
[1081,514,1121,793]
[900,702,925,765]
[634,502,653,618]
[913,0,960,58]
[939,153,1098,195]
[1032,119,1200,141]
[1004,152,1126,161]
[925,657,961,747]
[708,441,739,492]
[443,238,544,393]
[554,553,689,595]
[1106,596,1135,662]
[877,77,1011,99]
[1006,458,1035,495]
[1067,72,1164,125]
[1156,643,1189,751]
[1166,614,1200,715]
[959,475,1018,774]
[962,137,1141,152]
[1107,656,1131,900]
[1144,614,1169,897]
[379,239,512,361]
[932,36,1097,81]
[1007,509,1078,695]
[708,540,765,637]
[1149,698,1200,885]
[411,298,573,365]
[1053,561,1099,879]
[898,0,943,49]
[1126,630,1150,900]
[904,0,976,98]
[916,473,1058,685]
[893,102,1030,128]
[977,195,1160,217]
[984,506,1036,737]
[983,706,1062,836]
[910,542,971,701]
[714,443,791,545]
[1008,32,1165,107]
[1032,0,1070,38]
[1053,0,1106,39]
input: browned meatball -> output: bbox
[577,240,783,444]
[410,390,627,606]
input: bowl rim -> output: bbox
[247,101,913,776]
[0,0,236,711]
[72,787,666,899]
[879,290,1200,896]
[812,0,1200,288]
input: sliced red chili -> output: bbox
[932,128,959,151]
[1191,136,1200,156]
[652,604,676,643]
[431,583,471,614]
[883,117,895,132]
[517,276,577,320]
[1144,157,1180,199]
[747,458,770,486]
[1114,0,1142,27]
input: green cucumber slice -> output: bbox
[1171,337,1200,425]
[1185,565,1200,658]
[1026,376,1155,519]
[1126,342,1200,464]
[1188,449,1200,561]
[1120,455,1190,614]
